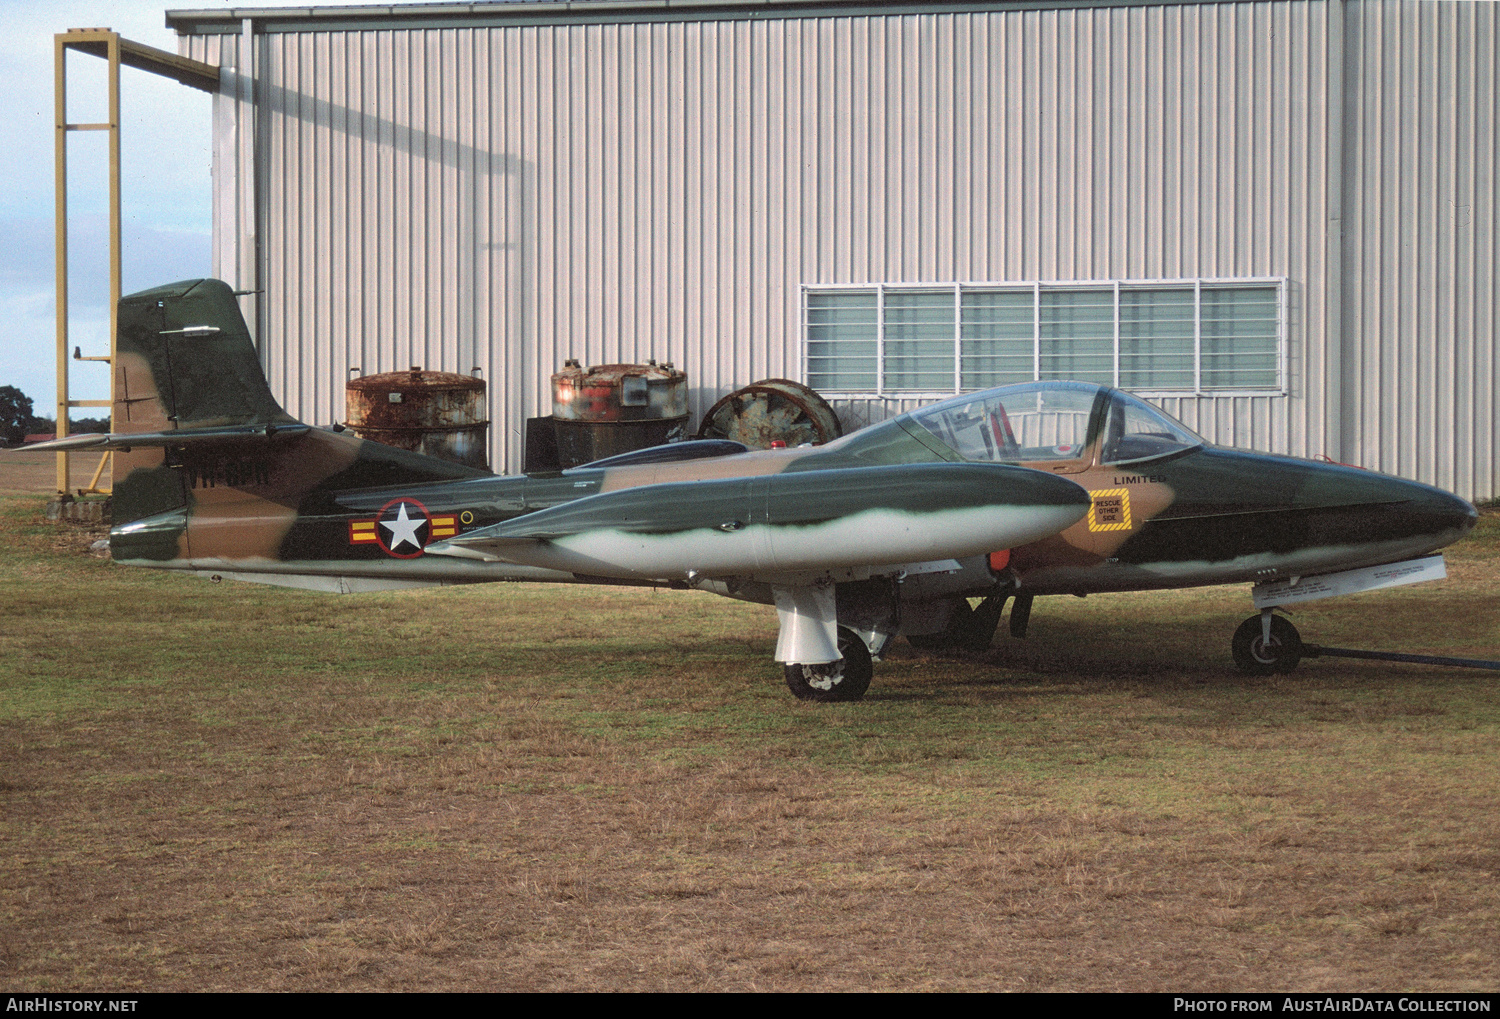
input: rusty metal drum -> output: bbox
[695,378,843,449]
[550,360,690,468]
[346,367,489,470]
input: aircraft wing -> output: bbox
[426,461,1089,582]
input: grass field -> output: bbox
[1,477,1497,991]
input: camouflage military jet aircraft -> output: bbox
[32,279,1477,701]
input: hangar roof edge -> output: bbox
[167,0,1245,35]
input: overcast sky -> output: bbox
[0,1,310,416]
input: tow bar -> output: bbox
[1300,645,1500,671]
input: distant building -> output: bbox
[169,0,1498,499]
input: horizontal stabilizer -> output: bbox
[21,423,312,452]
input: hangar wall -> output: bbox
[1337,0,1497,499]
[173,0,1497,499]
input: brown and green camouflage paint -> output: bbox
[94,279,1471,602]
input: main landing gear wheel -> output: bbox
[784,626,873,702]
[906,596,1009,655]
[1232,614,1304,676]
[907,599,976,652]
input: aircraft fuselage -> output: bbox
[42,279,1477,699]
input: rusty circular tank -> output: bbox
[346,367,489,470]
[694,378,843,449]
[550,360,689,468]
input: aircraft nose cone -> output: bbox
[1289,460,1477,559]
[1409,485,1479,538]
[1360,473,1478,548]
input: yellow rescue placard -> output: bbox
[1087,488,1133,532]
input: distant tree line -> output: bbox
[0,386,110,446]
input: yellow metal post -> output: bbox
[55,30,120,495]
[53,33,68,495]
[98,32,121,496]
[107,32,121,419]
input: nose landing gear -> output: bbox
[1231,606,1500,676]
[1232,610,1303,675]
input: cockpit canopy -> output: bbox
[909,381,1204,466]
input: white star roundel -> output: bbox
[375,497,432,558]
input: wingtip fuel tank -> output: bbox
[429,461,1090,583]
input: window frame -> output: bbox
[801,277,1287,399]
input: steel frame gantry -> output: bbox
[53,28,218,496]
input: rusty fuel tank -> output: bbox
[347,367,489,470]
[550,359,689,468]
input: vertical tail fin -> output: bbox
[106,279,487,566]
[114,278,295,435]
[110,280,296,555]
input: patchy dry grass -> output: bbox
[0,493,1497,992]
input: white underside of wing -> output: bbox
[434,503,1084,582]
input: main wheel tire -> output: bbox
[1232,614,1304,675]
[906,599,975,653]
[784,627,873,702]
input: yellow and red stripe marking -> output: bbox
[348,506,463,552]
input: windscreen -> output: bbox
[911,383,1101,463]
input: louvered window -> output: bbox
[804,280,1284,397]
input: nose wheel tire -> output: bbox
[1232,614,1304,675]
[785,626,873,702]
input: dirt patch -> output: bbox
[0,448,111,497]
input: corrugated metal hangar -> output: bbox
[166,0,1497,499]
